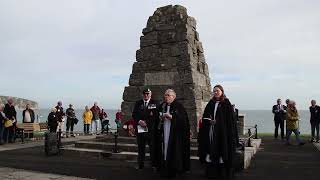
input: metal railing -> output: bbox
[244,124,258,147]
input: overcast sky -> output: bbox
[1,0,319,110]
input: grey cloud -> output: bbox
[1,0,320,109]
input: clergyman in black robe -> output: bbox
[157,89,190,178]
[198,85,238,179]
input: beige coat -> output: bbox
[286,107,299,130]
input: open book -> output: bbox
[137,125,148,133]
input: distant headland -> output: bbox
[0,96,38,109]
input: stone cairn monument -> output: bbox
[121,5,212,135]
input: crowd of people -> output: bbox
[272,98,320,145]
[3,86,320,179]
[0,98,123,145]
[47,101,122,137]
[130,85,239,179]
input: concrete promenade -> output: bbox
[0,136,319,180]
[0,135,96,152]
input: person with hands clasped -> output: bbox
[132,88,159,170]
[157,89,190,178]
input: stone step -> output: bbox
[62,146,200,161]
[244,138,262,169]
[75,141,199,156]
[95,135,199,147]
[96,135,250,148]
[61,146,112,159]
[62,138,263,170]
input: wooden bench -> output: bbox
[15,123,41,143]
[39,122,48,131]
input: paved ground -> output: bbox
[0,135,96,152]
[0,137,319,180]
[0,167,92,180]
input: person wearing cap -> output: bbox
[66,104,76,137]
[132,88,160,170]
[272,98,287,140]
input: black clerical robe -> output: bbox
[198,98,237,167]
[157,100,190,173]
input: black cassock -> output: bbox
[198,98,237,167]
[157,100,190,174]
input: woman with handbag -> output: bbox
[3,98,17,143]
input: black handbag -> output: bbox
[73,118,79,125]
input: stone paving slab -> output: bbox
[314,142,320,151]
[0,135,96,152]
[0,136,318,180]
[0,167,92,180]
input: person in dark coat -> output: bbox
[132,88,160,170]
[272,99,287,140]
[0,104,8,145]
[100,109,109,134]
[198,85,238,180]
[232,104,241,147]
[309,100,320,143]
[66,104,76,137]
[157,89,190,178]
[22,104,35,123]
[4,98,17,143]
[48,108,58,132]
[55,101,65,138]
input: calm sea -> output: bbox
[15,109,118,132]
[15,109,313,134]
[240,110,311,134]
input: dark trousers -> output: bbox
[205,161,234,180]
[137,132,154,168]
[84,124,90,134]
[66,119,74,134]
[3,126,15,143]
[274,120,285,139]
[311,121,320,140]
[49,126,57,133]
[0,126,4,144]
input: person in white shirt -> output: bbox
[22,104,35,123]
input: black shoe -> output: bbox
[309,139,315,143]
[299,142,305,146]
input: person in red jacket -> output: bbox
[115,109,122,128]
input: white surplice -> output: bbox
[163,105,171,161]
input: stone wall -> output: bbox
[0,96,38,109]
[121,5,212,135]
